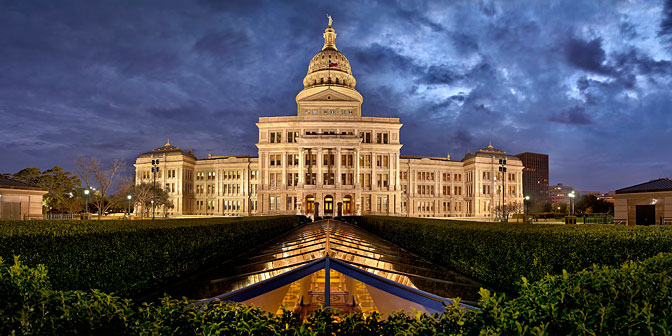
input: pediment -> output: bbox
[299,88,360,102]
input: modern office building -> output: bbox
[134,20,524,218]
[515,152,549,205]
[549,183,574,205]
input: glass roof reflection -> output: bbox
[166,219,481,304]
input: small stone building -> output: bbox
[0,177,48,220]
[614,178,672,225]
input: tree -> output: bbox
[75,157,125,220]
[10,167,81,213]
[552,202,568,214]
[576,195,614,215]
[130,183,173,218]
[492,202,523,223]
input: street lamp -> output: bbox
[568,191,575,215]
[524,195,530,217]
[127,195,132,218]
[151,159,160,220]
[84,189,90,214]
[498,158,507,223]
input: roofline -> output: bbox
[515,152,548,157]
[615,178,672,194]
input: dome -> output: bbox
[302,22,357,89]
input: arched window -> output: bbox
[321,78,324,84]
[335,78,339,84]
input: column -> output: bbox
[317,148,323,185]
[388,153,393,191]
[371,153,377,191]
[336,148,342,186]
[355,148,360,187]
[298,148,305,185]
[282,151,287,186]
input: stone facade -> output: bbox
[134,21,524,218]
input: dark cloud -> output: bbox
[565,37,611,74]
[548,106,593,125]
[0,0,670,192]
[660,0,672,51]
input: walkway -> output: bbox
[168,219,481,314]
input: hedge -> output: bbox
[0,216,299,296]
[2,254,671,335]
[355,216,672,291]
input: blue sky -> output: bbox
[1,0,671,192]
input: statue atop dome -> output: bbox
[327,14,333,27]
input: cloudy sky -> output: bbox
[1,0,671,192]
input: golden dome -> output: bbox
[302,22,357,89]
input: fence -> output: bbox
[582,216,613,224]
[45,213,75,220]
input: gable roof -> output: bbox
[0,177,44,190]
[139,141,196,160]
[615,178,672,194]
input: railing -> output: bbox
[582,215,613,224]
[613,218,627,226]
[661,217,672,226]
[45,213,75,220]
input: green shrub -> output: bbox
[356,216,672,291]
[0,216,298,296]
[2,254,671,335]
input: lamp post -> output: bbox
[568,191,575,215]
[524,195,530,217]
[151,159,160,220]
[84,189,90,214]
[127,195,132,218]
[498,158,507,223]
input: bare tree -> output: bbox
[75,156,125,220]
[492,202,523,223]
[131,182,172,218]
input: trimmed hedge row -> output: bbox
[0,216,298,296]
[356,216,672,291]
[2,254,671,335]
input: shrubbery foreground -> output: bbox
[357,216,672,292]
[2,254,671,335]
[0,216,298,296]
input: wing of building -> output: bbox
[134,21,524,218]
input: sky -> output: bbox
[1,0,671,192]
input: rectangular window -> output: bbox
[383,133,388,144]
[377,133,382,144]
[383,156,388,167]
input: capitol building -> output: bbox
[134,20,524,218]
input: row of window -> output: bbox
[266,130,393,144]
[304,109,355,115]
[194,170,258,180]
[195,183,257,195]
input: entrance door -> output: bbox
[343,196,352,215]
[636,205,655,225]
[324,196,334,215]
[305,196,315,215]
